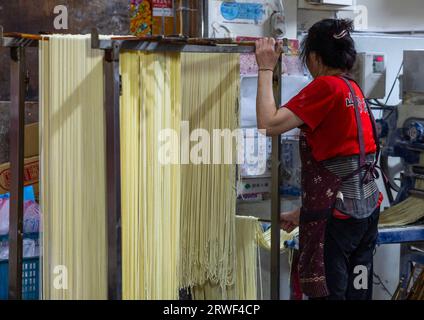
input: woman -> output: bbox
[255,19,382,300]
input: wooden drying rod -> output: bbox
[109,34,290,47]
[0,31,258,54]
[1,31,290,57]
[2,30,290,49]
[2,32,50,41]
[109,35,256,47]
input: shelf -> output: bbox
[378,225,424,245]
[284,225,424,249]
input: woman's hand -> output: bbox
[280,208,300,233]
[255,37,283,70]
[255,38,304,136]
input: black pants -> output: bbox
[322,207,380,300]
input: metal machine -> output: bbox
[376,51,424,299]
[380,50,424,203]
[353,52,387,99]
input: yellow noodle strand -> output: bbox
[180,53,240,294]
[233,216,259,300]
[40,35,107,300]
[121,51,240,300]
[193,216,259,300]
[41,42,247,300]
[379,155,424,227]
[256,226,298,252]
[120,51,181,300]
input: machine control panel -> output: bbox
[353,52,387,99]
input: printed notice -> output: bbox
[152,0,174,17]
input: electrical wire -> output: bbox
[373,272,394,298]
[366,99,398,110]
[382,62,404,120]
[385,62,403,106]
[372,247,394,299]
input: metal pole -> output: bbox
[270,56,283,300]
[8,46,25,300]
[104,42,122,300]
[202,0,209,38]
[161,14,165,36]
[173,0,178,35]
[182,0,190,36]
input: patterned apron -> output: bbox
[297,76,380,298]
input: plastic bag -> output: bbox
[0,238,38,260]
[0,198,9,236]
[0,186,40,235]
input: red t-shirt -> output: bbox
[284,76,377,162]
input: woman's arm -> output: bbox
[255,38,304,136]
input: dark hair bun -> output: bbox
[338,19,355,33]
[300,19,357,71]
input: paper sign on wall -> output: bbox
[221,2,264,23]
[152,0,174,17]
[211,0,267,25]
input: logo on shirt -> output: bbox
[346,92,368,114]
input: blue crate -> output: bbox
[0,233,40,300]
[0,256,40,300]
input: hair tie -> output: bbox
[333,29,349,39]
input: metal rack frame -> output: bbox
[91,31,283,300]
[1,29,284,300]
[0,28,42,300]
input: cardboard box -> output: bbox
[0,156,39,199]
[0,122,39,199]
[24,122,39,158]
